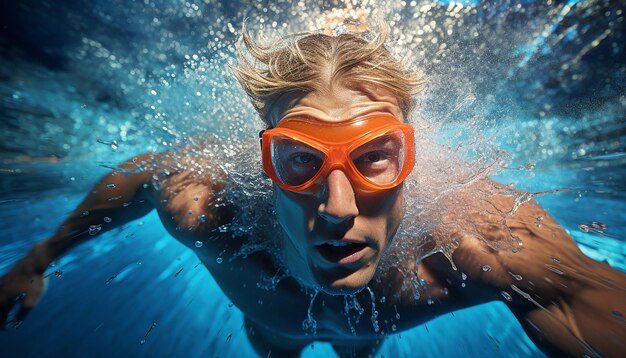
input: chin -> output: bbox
[313,264,376,296]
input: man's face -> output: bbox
[269,85,406,295]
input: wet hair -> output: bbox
[233,21,424,127]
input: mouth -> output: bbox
[315,240,369,265]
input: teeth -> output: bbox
[327,241,351,247]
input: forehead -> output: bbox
[268,85,404,126]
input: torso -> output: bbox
[147,166,513,343]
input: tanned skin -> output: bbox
[1,87,625,357]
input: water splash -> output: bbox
[301,290,318,335]
[343,294,365,335]
[366,287,380,333]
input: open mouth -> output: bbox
[316,241,368,265]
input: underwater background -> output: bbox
[0,0,624,357]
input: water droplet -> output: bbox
[105,274,117,284]
[391,324,397,332]
[379,296,386,304]
[501,291,512,302]
[54,270,63,277]
[461,283,466,288]
[546,265,564,275]
[591,221,607,230]
[194,241,203,248]
[103,217,112,223]
[461,272,467,280]
[482,265,492,272]
[80,211,90,218]
[578,224,590,232]
[427,298,434,305]
[193,196,199,201]
[198,214,206,223]
[89,224,102,236]
[140,322,157,345]
[257,299,263,305]
[508,271,523,281]
[187,210,193,215]
[442,288,449,295]
[106,183,116,188]
[226,333,232,342]
[216,257,223,264]
[228,302,233,308]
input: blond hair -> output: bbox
[233,21,424,127]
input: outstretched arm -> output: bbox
[0,153,164,326]
[447,183,625,357]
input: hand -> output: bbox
[0,249,49,329]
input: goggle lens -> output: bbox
[349,130,406,185]
[271,136,325,186]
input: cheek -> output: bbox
[275,188,317,238]
[357,187,404,234]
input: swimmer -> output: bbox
[1,23,625,358]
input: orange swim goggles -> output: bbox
[260,113,415,194]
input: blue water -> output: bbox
[1,1,624,357]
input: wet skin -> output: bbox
[1,86,625,357]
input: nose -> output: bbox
[318,170,359,224]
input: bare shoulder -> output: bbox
[421,179,626,356]
[439,179,622,299]
[145,149,234,248]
